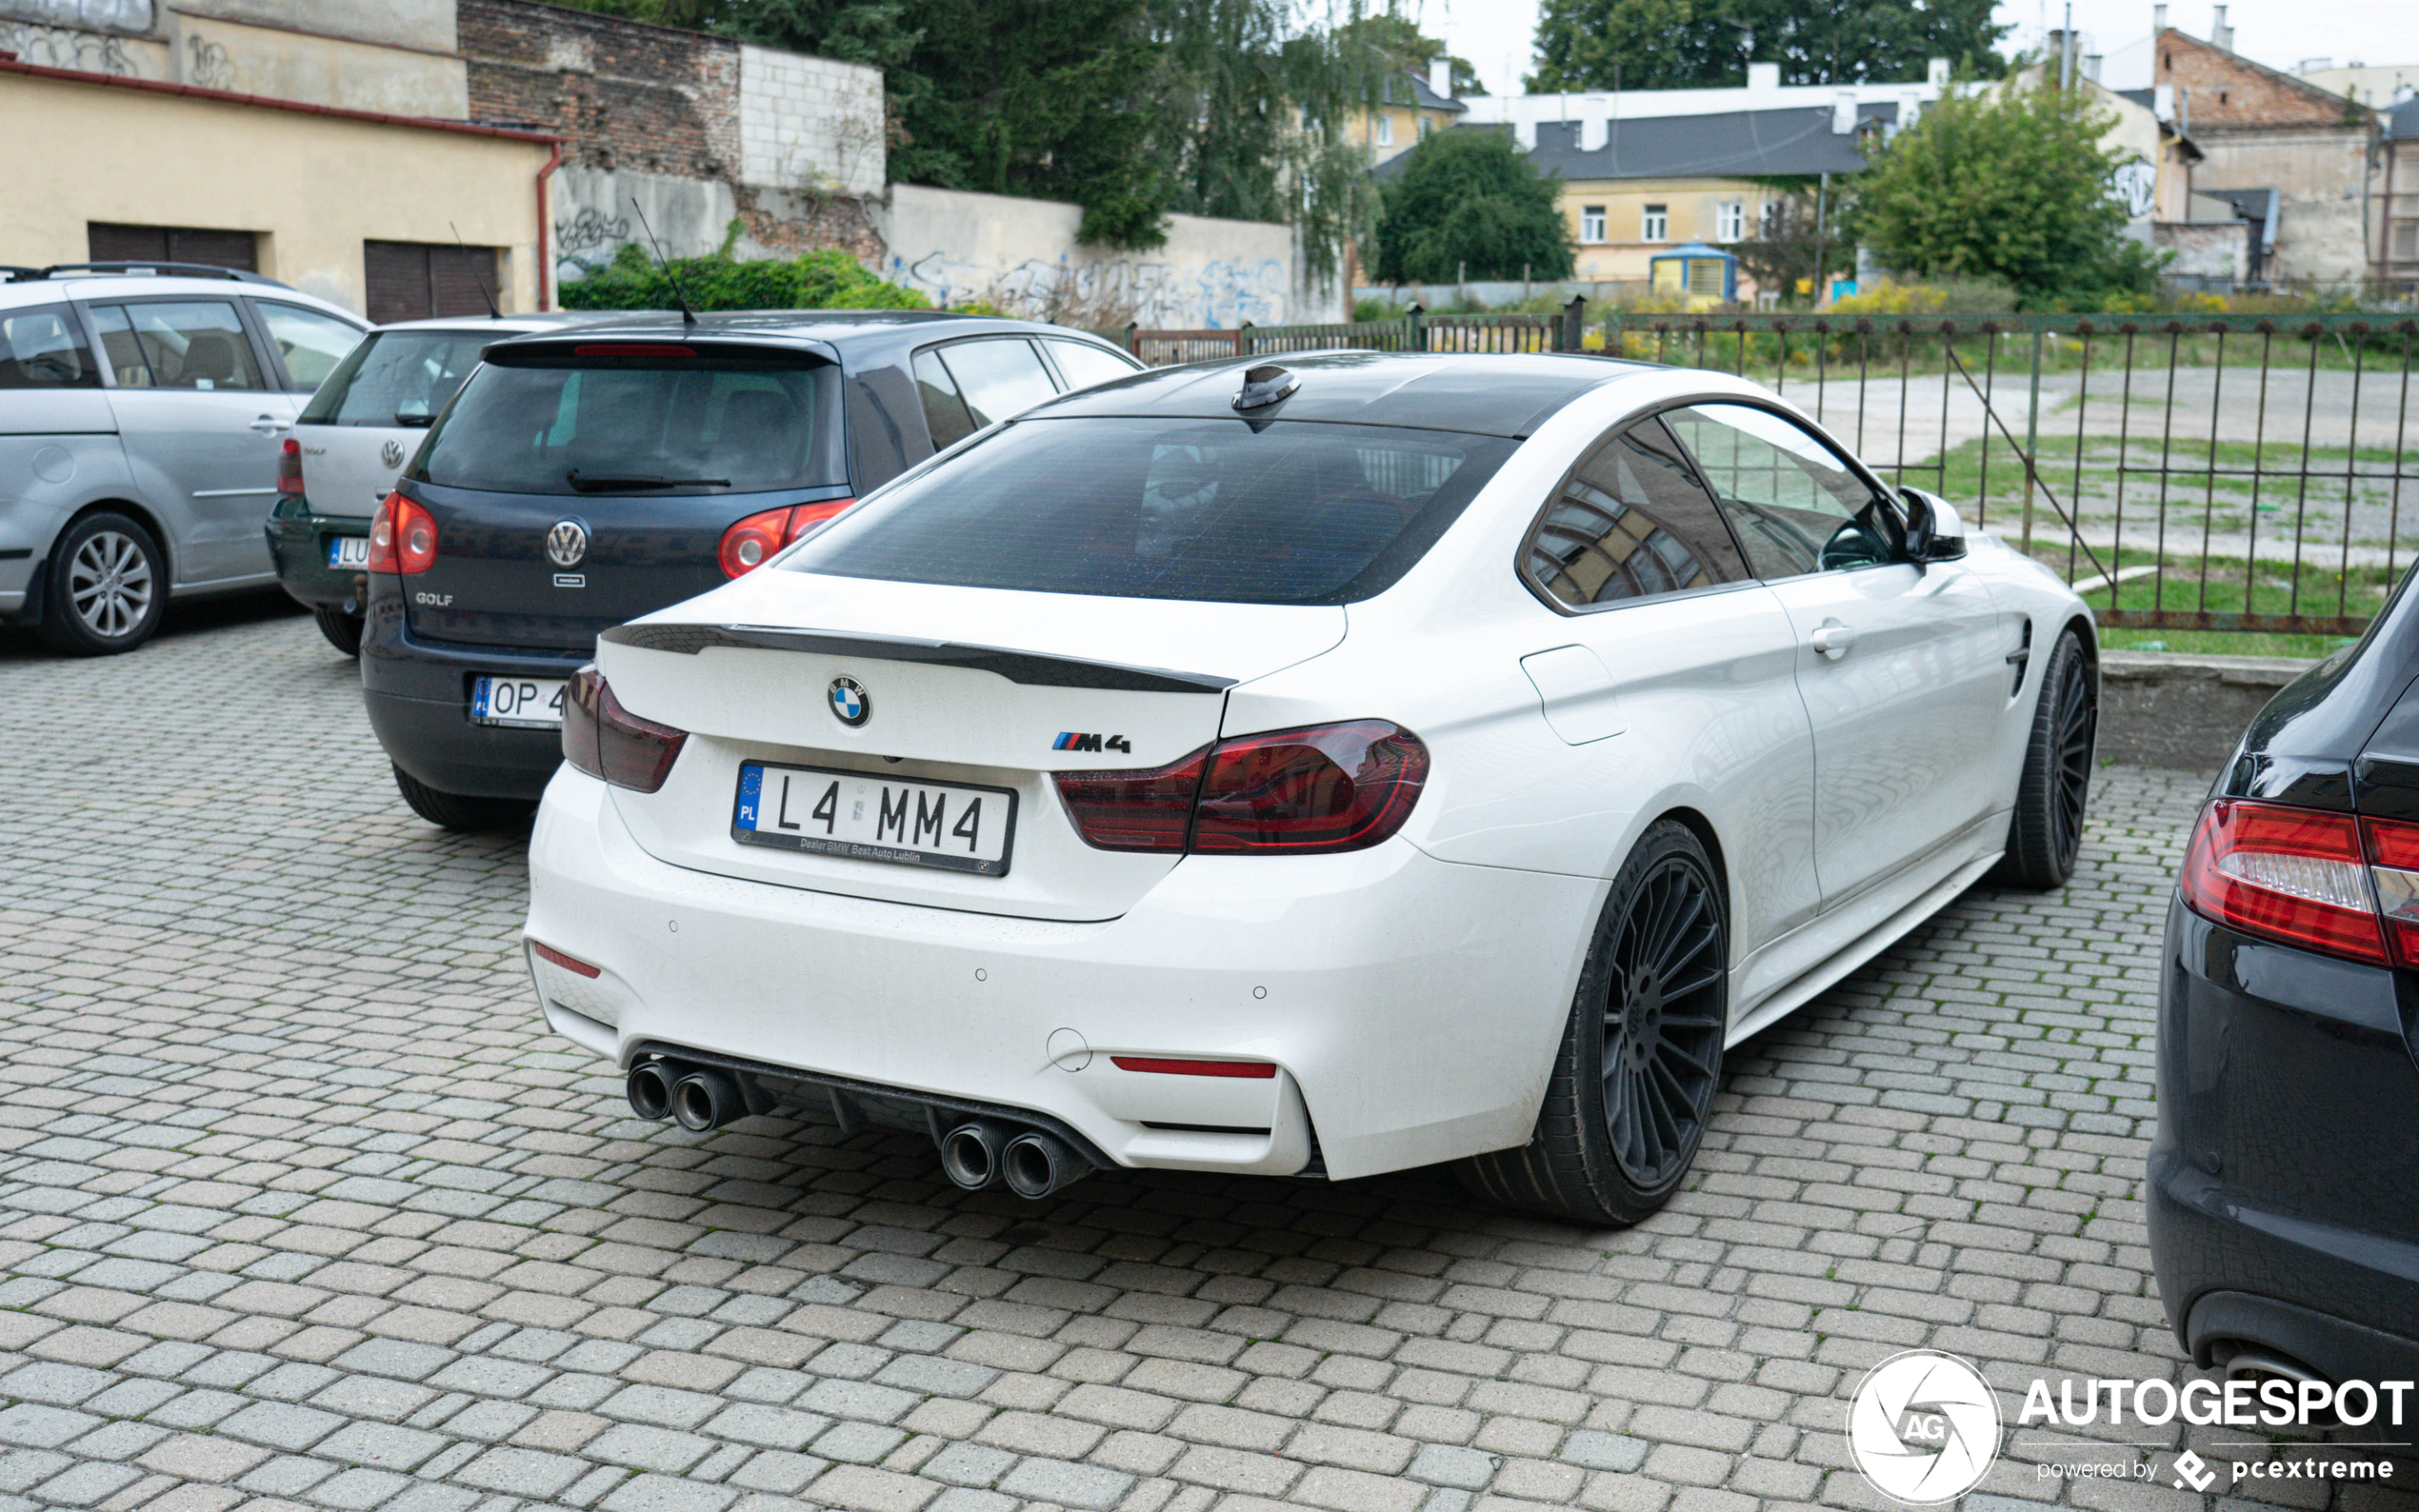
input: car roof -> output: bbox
[0,269,364,323]
[1025,349,1655,438]
[479,309,1132,362]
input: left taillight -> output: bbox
[366,493,437,575]
[718,499,854,578]
[1054,720,1428,857]
[563,666,688,793]
[277,438,304,496]
[2178,799,2386,964]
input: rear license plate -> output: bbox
[733,762,1016,876]
[470,676,567,728]
[327,535,370,568]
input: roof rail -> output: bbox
[9,261,290,287]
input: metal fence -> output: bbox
[1114,308,2419,639]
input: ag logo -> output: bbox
[546,519,589,569]
[1847,1350,2001,1503]
[380,438,406,468]
[829,677,870,727]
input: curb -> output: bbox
[2096,649,2314,771]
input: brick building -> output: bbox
[2152,19,2375,285]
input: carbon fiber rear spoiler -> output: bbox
[598,622,1235,693]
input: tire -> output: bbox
[1989,627,2096,890]
[1457,819,1729,1226]
[391,764,535,833]
[36,511,168,655]
[312,605,364,657]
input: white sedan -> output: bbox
[524,350,2093,1225]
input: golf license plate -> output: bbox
[327,535,371,568]
[470,676,567,728]
[733,762,1015,876]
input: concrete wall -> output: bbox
[876,185,1328,328]
[737,43,882,197]
[175,11,466,115]
[2096,650,2309,770]
[550,164,735,277]
[2155,219,2249,281]
[0,67,550,313]
[0,0,464,113]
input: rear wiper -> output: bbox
[565,469,730,492]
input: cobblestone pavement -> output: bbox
[2,602,2409,1512]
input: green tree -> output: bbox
[1529,0,2006,91]
[1368,129,1575,285]
[1333,12,1485,95]
[1849,81,2161,303]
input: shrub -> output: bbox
[561,245,932,312]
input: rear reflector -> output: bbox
[2178,800,2385,964]
[1110,1057,1278,1078]
[531,942,600,978]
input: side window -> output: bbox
[0,305,99,388]
[254,302,364,393]
[89,301,265,391]
[1663,403,1896,579]
[913,348,977,451]
[1523,417,1749,609]
[1042,338,1142,392]
[934,339,1058,428]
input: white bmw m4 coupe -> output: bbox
[524,350,2094,1225]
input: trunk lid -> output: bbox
[294,421,421,521]
[594,568,1348,920]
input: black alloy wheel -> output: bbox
[1991,627,2096,890]
[1458,819,1729,1226]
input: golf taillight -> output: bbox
[563,666,688,792]
[277,438,304,496]
[366,493,437,575]
[718,499,855,578]
[2178,800,2386,965]
[1053,720,1427,856]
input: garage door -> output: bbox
[365,242,501,326]
[88,223,259,272]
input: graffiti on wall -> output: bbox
[0,22,137,73]
[888,250,1289,329]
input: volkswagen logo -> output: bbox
[545,519,589,569]
[829,677,870,727]
[380,438,406,468]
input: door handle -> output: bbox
[250,414,290,435]
[1810,619,1858,660]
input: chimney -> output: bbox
[1928,57,1950,90]
[2211,4,2232,50]
[1832,92,1859,133]
[1747,61,1780,93]
[2154,80,2175,119]
[1428,57,1452,100]
[2153,3,2167,32]
[2082,52,2103,83]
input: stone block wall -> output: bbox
[738,44,883,197]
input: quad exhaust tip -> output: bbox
[626,1061,675,1122]
[937,1121,1089,1199]
[1002,1130,1079,1200]
[940,1122,1010,1190]
[672,1066,744,1131]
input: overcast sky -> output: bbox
[1423,0,2419,98]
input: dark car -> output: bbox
[359,310,1145,829]
[2150,569,2419,1420]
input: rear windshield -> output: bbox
[784,417,1515,605]
[411,358,833,495]
[300,329,495,427]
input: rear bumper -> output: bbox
[359,590,586,800]
[264,496,370,611]
[525,766,1601,1181]
[2148,898,2419,1402]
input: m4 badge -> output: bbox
[1051,732,1130,753]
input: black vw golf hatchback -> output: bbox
[360,310,1142,828]
[2151,566,2419,1415]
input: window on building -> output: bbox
[1642,204,1669,242]
[364,241,502,327]
[1419,116,1433,138]
[88,223,258,273]
[1715,202,1746,243]
[2395,221,2419,259]
[1375,112,1395,147]
[1581,206,1608,244]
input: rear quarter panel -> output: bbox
[0,431,140,602]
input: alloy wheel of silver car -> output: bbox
[69,527,155,641]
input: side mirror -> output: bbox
[1900,487,1969,563]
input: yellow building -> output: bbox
[0,61,557,315]
[1346,66,1468,168]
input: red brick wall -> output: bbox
[459,0,740,179]
[2153,29,2357,131]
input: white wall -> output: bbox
[876,185,1334,328]
[737,44,884,198]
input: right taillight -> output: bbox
[2178,800,2386,964]
[719,499,856,578]
[1054,720,1427,857]
[366,493,437,575]
[2362,817,2419,965]
[563,666,688,793]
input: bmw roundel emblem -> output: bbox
[546,519,589,569]
[829,676,870,727]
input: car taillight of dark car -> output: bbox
[365,494,438,574]
[2176,797,2419,965]
[563,666,689,793]
[719,499,856,578]
[1054,720,1428,856]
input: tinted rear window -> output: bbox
[785,417,1514,605]
[300,329,493,427]
[412,359,833,495]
